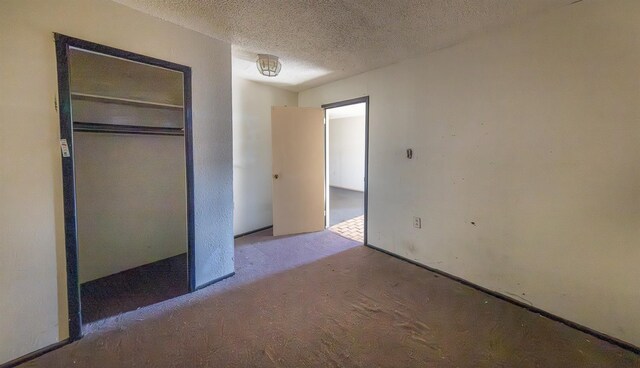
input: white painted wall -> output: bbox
[0,0,233,364]
[300,0,640,347]
[328,116,365,191]
[232,76,297,235]
[75,133,187,283]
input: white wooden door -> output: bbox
[271,106,325,236]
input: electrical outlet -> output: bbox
[413,217,422,229]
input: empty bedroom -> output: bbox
[1,0,639,367]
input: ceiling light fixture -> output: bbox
[256,54,282,77]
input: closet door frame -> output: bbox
[54,33,196,341]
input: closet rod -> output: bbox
[73,122,184,136]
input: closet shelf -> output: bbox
[74,122,184,136]
[71,92,184,110]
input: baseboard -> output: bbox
[234,225,273,239]
[329,185,364,193]
[195,271,235,291]
[1,338,71,368]
[365,243,640,355]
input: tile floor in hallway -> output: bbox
[330,215,364,243]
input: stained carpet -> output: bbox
[21,230,639,367]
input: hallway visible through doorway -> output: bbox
[324,100,367,243]
[329,187,363,226]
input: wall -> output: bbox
[75,133,187,283]
[300,0,640,347]
[0,0,233,364]
[232,76,297,235]
[328,116,365,191]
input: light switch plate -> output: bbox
[413,217,421,229]
[60,139,70,158]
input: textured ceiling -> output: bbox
[112,0,574,92]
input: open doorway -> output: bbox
[323,97,369,244]
[269,98,368,242]
[55,34,195,339]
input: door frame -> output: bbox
[321,96,370,245]
[54,34,196,341]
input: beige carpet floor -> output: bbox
[20,229,639,367]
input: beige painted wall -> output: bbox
[328,116,366,191]
[300,0,640,347]
[232,76,297,235]
[0,0,233,364]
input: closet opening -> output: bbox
[55,34,195,339]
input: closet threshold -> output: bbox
[73,122,184,136]
[71,92,184,110]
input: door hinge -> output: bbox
[54,96,58,112]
